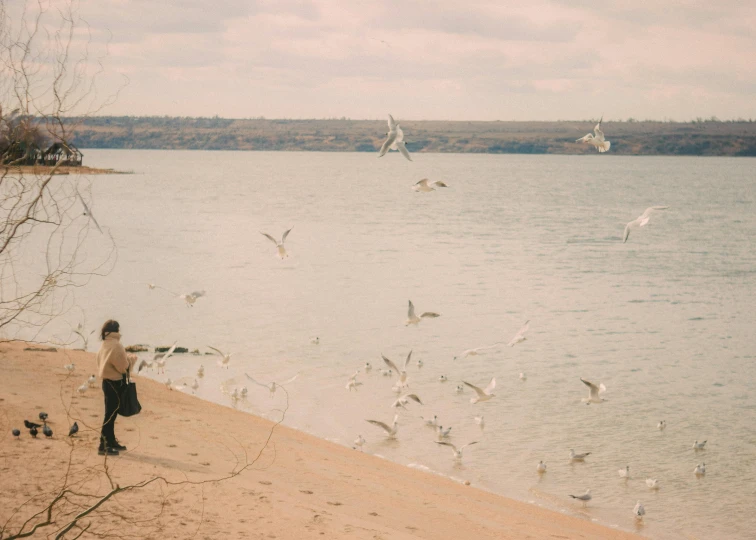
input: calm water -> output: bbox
[25,150,756,539]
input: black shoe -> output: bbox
[112,440,127,451]
[98,447,120,456]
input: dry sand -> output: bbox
[0,342,641,539]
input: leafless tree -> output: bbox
[0,0,124,340]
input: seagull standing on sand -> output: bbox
[436,441,478,461]
[580,378,607,404]
[87,374,96,387]
[569,489,592,507]
[633,501,646,520]
[463,377,496,404]
[75,190,104,233]
[208,346,231,369]
[405,300,440,326]
[64,362,75,373]
[382,350,413,388]
[508,320,530,347]
[261,228,293,259]
[570,449,591,461]
[366,414,399,439]
[378,114,412,161]
[412,178,448,192]
[179,290,206,307]
[76,382,88,394]
[576,116,611,153]
[623,206,669,243]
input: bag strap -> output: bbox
[123,367,131,384]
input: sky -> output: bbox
[8,0,756,121]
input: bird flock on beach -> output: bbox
[38,114,686,528]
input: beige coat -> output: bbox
[96,332,136,381]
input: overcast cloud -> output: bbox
[24,0,756,120]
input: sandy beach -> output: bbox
[0,342,641,539]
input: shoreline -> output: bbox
[1,164,132,175]
[0,341,642,539]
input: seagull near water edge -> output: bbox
[366,414,399,439]
[569,488,592,507]
[245,372,299,397]
[208,346,232,369]
[382,350,413,388]
[436,440,478,461]
[378,114,412,161]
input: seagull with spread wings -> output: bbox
[208,346,231,369]
[138,341,178,374]
[179,290,206,307]
[366,414,399,439]
[623,206,669,243]
[508,320,530,347]
[261,228,293,259]
[378,114,412,161]
[245,372,299,397]
[412,178,448,192]
[463,377,496,404]
[382,350,413,388]
[436,440,478,461]
[580,378,607,404]
[391,393,422,409]
[576,116,611,153]
[75,190,103,233]
[405,300,440,326]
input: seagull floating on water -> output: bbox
[694,463,706,476]
[463,377,496,404]
[508,320,530,347]
[455,385,464,394]
[364,362,372,373]
[412,178,447,192]
[537,461,547,473]
[261,228,293,259]
[436,441,478,461]
[646,478,660,490]
[619,465,630,478]
[436,425,452,440]
[570,449,591,461]
[569,488,592,506]
[310,336,320,345]
[422,415,438,427]
[580,378,607,404]
[657,420,666,430]
[438,375,447,382]
[693,440,707,450]
[623,206,669,243]
[378,114,411,161]
[405,300,440,326]
[576,116,611,153]
[633,501,646,520]
[474,415,485,429]
[197,365,205,378]
[519,372,527,381]
[366,414,399,439]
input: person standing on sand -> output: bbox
[96,319,137,456]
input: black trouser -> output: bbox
[100,379,123,448]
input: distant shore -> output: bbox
[2,164,131,175]
[68,116,756,156]
[0,341,641,540]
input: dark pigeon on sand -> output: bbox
[68,422,79,437]
[38,412,48,421]
[43,424,53,438]
[24,420,42,429]
[12,429,21,438]
[30,426,38,438]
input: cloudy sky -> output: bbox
[16,0,756,121]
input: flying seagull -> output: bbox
[245,372,299,397]
[463,377,496,404]
[390,393,422,409]
[412,178,448,192]
[406,300,440,325]
[179,290,206,307]
[569,488,592,507]
[436,441,478,461]
[208,346,232,369]
[454,343,500,360]
[75,190,103,233]
[261,228,293,259]
[576,116,611,153]
[508,320,530,347]
[346,371,363,392]
[382,350,413,387]
[74,324,95,349]
[366,414,399,439]
[378,114,412,161]
[580,378,607,404]
[623,206,669,243]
